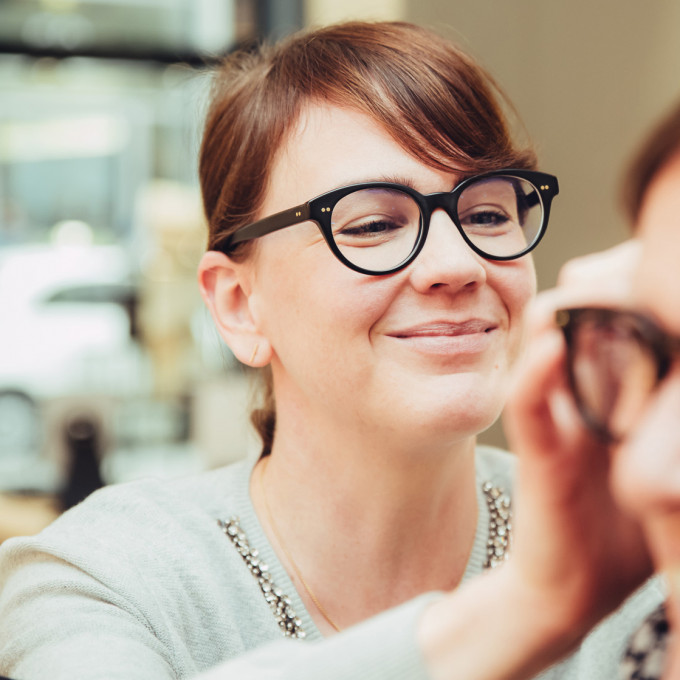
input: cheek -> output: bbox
[490,261,536,371]
[611,370,680,521]
[637,231,680,335]
[253,246,389,362]
[492,260,536,331]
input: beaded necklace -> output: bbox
[219,470,512,638]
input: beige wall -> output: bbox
[305,0,405,24]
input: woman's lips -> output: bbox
[391,319,496,337]
[387,319,498,354]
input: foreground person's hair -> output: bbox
[624,98,680,223]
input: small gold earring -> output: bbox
[249,343,259,364]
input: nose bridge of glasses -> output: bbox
[425,191,459,223]
[419,194,483,264]
[424,191,498,266]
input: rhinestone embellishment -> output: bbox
[482,482,513,568]
[219,481,511,637]
[218,517,306,639]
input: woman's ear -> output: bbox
[197,251,272,367]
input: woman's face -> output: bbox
[244,104,536,447]
[635,151,680,335]
[613,152,680,535]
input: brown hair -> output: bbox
[198,20,537,454]
[623,98,680,225]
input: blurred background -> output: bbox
[1,0,679,540]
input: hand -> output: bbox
[419,242,655,680]
[526,238,643,333]
[503,240,653,634]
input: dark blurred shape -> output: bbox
[0,36,223,66]
[45,282,140,341]
[255,0,303,39]
[59,414,104,511]
[0,0,304,64]
[0,0,239,65]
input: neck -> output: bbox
[251,416,480,632]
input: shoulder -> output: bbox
[0,457,257,582]
[538,577,666,679]
[582,577,666,670]
[76,455,253,525]
[619,602,668,680]
[0,456,276,676]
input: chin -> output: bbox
[402,395,505,444]
[444,409,503,441]
[432,370,508,414]
[365,369,509,442]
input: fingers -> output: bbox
[501,239,654,628]
[525,238,643,343]
[510,238,644,455]
[506,315,610,503]
[505,326,576,457]
[557,238,642,301]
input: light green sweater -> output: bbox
[0,447,662,679]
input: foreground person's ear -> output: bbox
[197,250,273,367]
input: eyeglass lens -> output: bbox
[568,311,659,441]
[329,175,543,273]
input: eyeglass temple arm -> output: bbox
[525,173,559,206]
[525,190,540,208]
[220,204,312,249]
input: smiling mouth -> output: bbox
[391,320,497,338]
[386,320,499,357]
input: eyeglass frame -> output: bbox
[556,306,680,443]
[213,168,559,276]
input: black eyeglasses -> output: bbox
[214,169,559,275]
[556,307,680,443]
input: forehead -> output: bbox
[264,104,462,209]
[634,151,680,334]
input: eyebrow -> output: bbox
[378,175,420,191]
[332,173,467,194]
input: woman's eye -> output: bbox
[461,209,511,229]
[336,218,405,242]
[342,220,396,234]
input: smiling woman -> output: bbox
[203,102,541,453]
[0,20,662,680]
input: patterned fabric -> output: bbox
[620,602,669,680]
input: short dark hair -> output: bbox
[623,98,680,224]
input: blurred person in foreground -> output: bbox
[505,98,680,679]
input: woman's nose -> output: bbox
[407,208,487,293]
